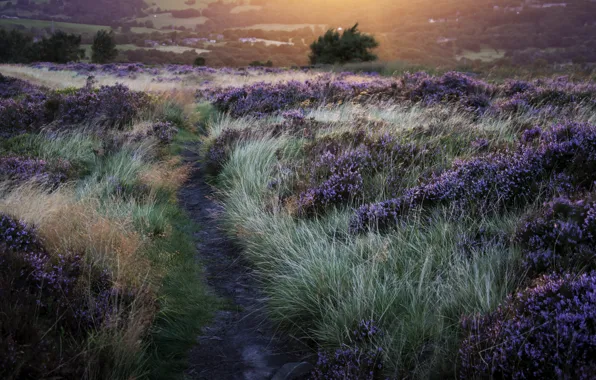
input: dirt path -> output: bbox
[179,147,312,380]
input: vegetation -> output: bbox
[0,72,214,379]
[310,24,378,65]
[198,70,596,378]
[0,29,84,63]
[91,30,118,63]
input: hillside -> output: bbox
[1,61,596,379]
[1,0,595,67]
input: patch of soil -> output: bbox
[179,147,312,380]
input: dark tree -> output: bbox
[309,23,378,65]
[35,31,84,63]
[194,56,206,66]
[91,30,118,63]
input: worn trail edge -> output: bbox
[179,147,311,380]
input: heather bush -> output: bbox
[312,320,385,380]
[459,272,596,379]
[57,84,150,129]
[0,156,71,188]
[351,122,596,234]
[516,194,596,275]
[0,213,131,379]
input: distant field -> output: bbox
[0,18,109,35]
[135,13,207,29]
[231,23,326,31]
[230,5,263,13]
[457,47,505,62]
[81,43,210,58]
[146,0,232,11]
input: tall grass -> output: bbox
[0,91,215,379]
[202,100,591,377]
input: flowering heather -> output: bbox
[0,213,41,252]
[0,96,47,138]
[199,77,394,117]
[459,272,596,379]
[312,320,385,380]
[0,213,129,377]
[0,74,44,99]
[351,122,596,233]
[57,84,150,129]
[399,71,496,111]
[297,134,424,215]
[516,194,596,275]
[149,121,177,144]
[0,156,71,187]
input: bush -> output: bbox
[459,272,596,379]
[91,30,118,64]
[309,23,379,65]
[193,56,206,66]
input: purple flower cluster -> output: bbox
[0,213,41,252]
[0,214,128,377]
[516,195,596,275]
[298,134,424,215]
[148,121,177,144]
[0,95,47,138]
[350,122,596,233]
[312,320,385,380]
[459,272,596,379]
[0,156,71,187]
[199,77,394,117]
[400,71,496,112]
[0,74,44,99]
[30,62,286,80]
[57,84,150,129]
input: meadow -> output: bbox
[0,69,215,379]
[1,63,596,379]
[197,71,596,378]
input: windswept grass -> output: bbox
[0,79,215,379]
[203,82,596,378]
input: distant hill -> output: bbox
[1,0,595,67]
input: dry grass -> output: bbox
[139,158,192,193]
[0,183,150,287]
[0,64,381,93]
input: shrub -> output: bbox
[312,320,385,380]
[351,122,596,234]
[91,30,118,64]
[516,194,596,275]
[459,272,596,379]
[309,23,379,65]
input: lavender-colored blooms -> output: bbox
[148,121,177,144]
[0,156,71,187]
[516,194,596,275]
[459,272,596,379]
[312,320,385,380]
[351,122,596,233]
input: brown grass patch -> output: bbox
[139,158,192,194]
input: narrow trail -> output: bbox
[179,147,312,380]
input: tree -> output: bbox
[194,56,206,66]
[91,30,118,63]
[34,31,84,63]
[309,23,379,65]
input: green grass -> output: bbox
[456,47,506,62]
[0,18,110,35]
[201,99,596,377]
[134,13,208,30]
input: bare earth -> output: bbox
[179,147,312,380]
